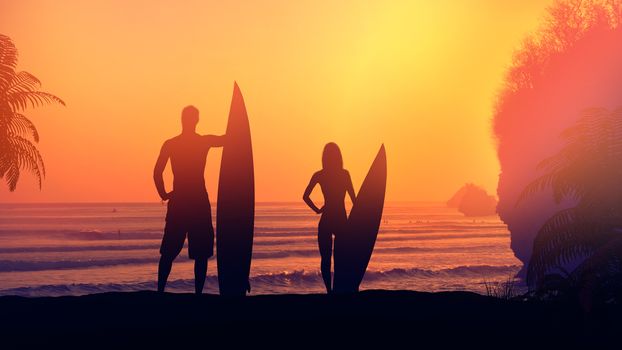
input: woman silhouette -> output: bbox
[303,143,356,293]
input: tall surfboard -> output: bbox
[217,82,254,296]
[333,145,387,293]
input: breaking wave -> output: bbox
[0,265,521,297]
[0,245,505,272]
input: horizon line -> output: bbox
[0,200,446,205]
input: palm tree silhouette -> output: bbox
[518,107,622,297]
[0,34,64,191]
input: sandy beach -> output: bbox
[1,290,619,346]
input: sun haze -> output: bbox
[0,0,551,202]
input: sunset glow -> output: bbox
[0,0,551,202]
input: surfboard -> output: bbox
[217,82,254,296]
[333,145,387,293]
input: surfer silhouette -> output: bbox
[154,105,225,294]
[303,143,356,293]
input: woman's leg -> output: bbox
[193,257,208,295]
[318,220,333,293]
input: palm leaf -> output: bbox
[518,106,622,207]
[569,236,622,299]
[5,113,39,142]
[0,34,18,70]
[3,157,20,191]
[9,133,45,174]
[526,207,614,287]
[0,34,18,91]
[0,133,45,189]
[7,91,65,111]
[0,143,10,177]
[516,169,579,205]
[6,71,41,94]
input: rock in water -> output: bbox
[447,183,497,217]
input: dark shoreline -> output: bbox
[0,290,619,346]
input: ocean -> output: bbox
[0,202,522,296]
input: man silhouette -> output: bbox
[154,105,225,294]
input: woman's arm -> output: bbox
[303,172,323,214]
[345,170,356,205]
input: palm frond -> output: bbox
[5,113,39,142]
[0,34,18,91]
[3,158,20,191]
[9,133,45,175]
[526,207,614,287]
[535,146,578,173]
[0,144,10,178]
[516,169,578,205]
[6,71,41,94]
[569,236,622,298]
[0,133,45,190]
[518,106,622,208]
[0,34,18,69]
[7,91,65,111]
[560,108,609,141]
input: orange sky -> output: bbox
[0,0,551,202]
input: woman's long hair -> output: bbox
[322,142,343,171]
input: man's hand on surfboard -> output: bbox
[202,134,226,148]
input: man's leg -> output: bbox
[189,209,214,295]
[158,254,176,293]
[194,257,208,295]
[158,222,185,293]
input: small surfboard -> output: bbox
[217,82,254,296]
[333,145,387,293]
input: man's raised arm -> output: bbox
[203,134,226,148]
[153,141,171,201]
